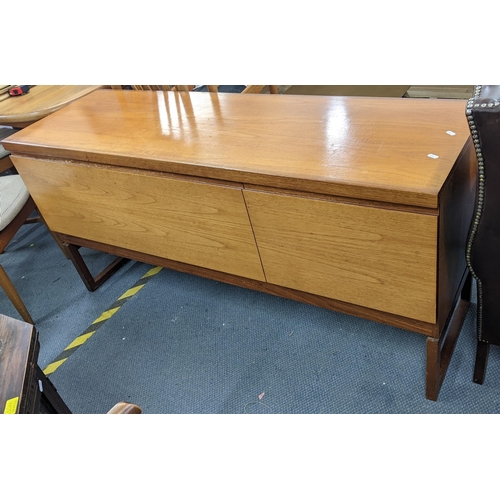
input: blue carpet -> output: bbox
[2,222,500,413]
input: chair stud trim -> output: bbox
[465,85,487,341]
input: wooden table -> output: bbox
[0,314,70,414]
[1,89,476,400]
[0,85,101,128]
[0,313,140,414]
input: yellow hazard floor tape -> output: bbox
[43,266,162,376]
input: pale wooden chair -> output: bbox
[110,85,195,91]
[110,85,278,94]
[0,127,39,324]
[205,85,278,94]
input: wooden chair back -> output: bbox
[206,85,278,94]
[110,85,195,91]
[110,85,278,93]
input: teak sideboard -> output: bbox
[2,90,477,400]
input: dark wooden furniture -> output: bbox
[465,85,500,384]
[0,314,70,413]
[0,314,142,414]
[2,90,477,400]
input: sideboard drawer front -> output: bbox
[245,190,437,322]
[14,157,265,281]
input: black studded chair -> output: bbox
[465,85,500,384]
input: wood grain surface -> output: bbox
[244,190,438,322]
[52,232,438,336]
[0,314,36,414]
[13,157,265,281]
[2,90,470,208]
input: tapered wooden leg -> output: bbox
[63,243,128,292]
[426,270,472,400]
[0,264,34,324]
[473,340,490,385]
[426,328,464,402]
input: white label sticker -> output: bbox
[428,154,439,159]
[446,130,456,136]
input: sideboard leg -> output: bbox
[63,243,129,291]
[426,337,446,401]
[426,271,472,400]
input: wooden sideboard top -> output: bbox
[2,90,471,208]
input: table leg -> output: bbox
[63,243,129,292]
[426,271,472,400]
